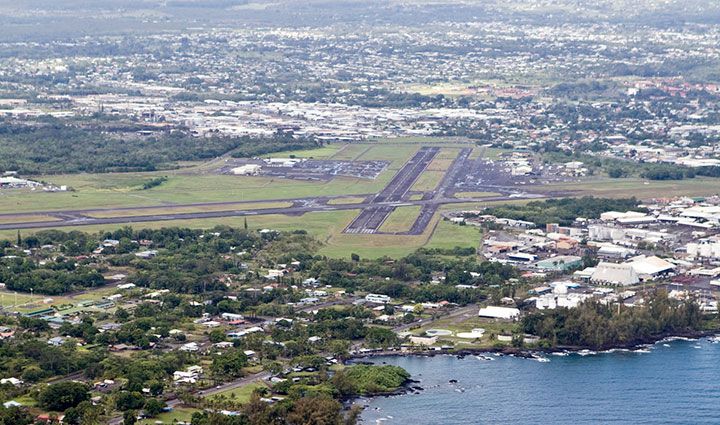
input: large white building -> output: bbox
[535,283,592,310]
[591,262,639,286]
[478,306,520,320]
[628,255,675,280]
[686,241,720,259]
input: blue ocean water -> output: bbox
[360,338,720,425]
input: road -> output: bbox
[107,371,271,425]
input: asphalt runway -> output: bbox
[344,146,439,234]
[0,196,522,231]
[0,146,547,233]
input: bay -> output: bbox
[360,338,720,424]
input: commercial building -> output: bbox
[478,306,520,320]
[591,262,640,286]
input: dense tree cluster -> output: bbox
[0,339,104,383]
[331,365,409,395]
[0,120,320,174]
[522,291,704,349]
[484,196,644,226]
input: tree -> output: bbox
[0,406,34,425]
[364,327,400,348]
[209,329,226,343]
[327,340,350,360]
[143,399,166,418]
[148,380,164,396]
[38,382,90,411]
[64,407,82,425]
[331,365,409,396]
[116,391,146,411]
[123,410,137,425]
[211,349,248,378]
[286,396,343,425]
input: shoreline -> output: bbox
[345,328,720,418]
[348,328,720,361]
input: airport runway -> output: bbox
[0,195,523,231]
[398,147,473,236]
[0,146,549,233]
[344,147,439,234]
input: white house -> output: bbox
[365,293,391,304]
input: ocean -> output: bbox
[359,337,720,424]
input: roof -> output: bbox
[591,262,639,286]
[629,255,675,276]
[478,306,520,319]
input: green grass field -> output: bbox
[424,219,482,250]
[207,382,268,404]
[326,196,367,205]
[0,143,423,214]
[138,407,198,425]
[329,144,372,160]
[541,177,720,198]
[85,201,293,219]
[263,145,341,159]
[379,206,422,233]
[0,215,62,224]
[0,285,118,313]
[453,191,500,198]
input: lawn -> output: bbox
[329,144,372,161]
[0,215,62,224]
[539,177,720,198]
[410,170,444,192]
[409,147,459,192]
[263,145,341,159]
[453,191,500,198]
[0,142,428,215]
[483,147,511,160]
[85,201,293,219]
[412,315,520,349]
[326,196,367,205]
[0,173,382,214]
[0,205,487,260]
[379,206,422,233]
[357,143,419,165]
[424,219,481,251]
[138,407,198,425]
[0,285,118,313]
[207,381,268,404]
